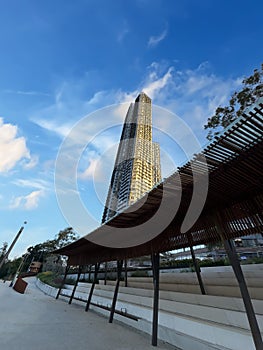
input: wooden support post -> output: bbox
[224,239,263,350]
[215,214,263,350]
[252,199,263,240]
[190,245,206,295]
[88,265,91,282]
[69,265,82,304]
[124,259,128,287]
[104,262,108,285]
[109,260,123,323]
[85,263,100,312]
[56,265,70,300]
[151,252,160,347]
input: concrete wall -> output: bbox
[113,265,263,299]
[36,278,58,298]
[57,281,262,350]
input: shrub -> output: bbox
[130,270,148,277]
[37,271,62,288]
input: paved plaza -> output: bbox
[0,277,175,350]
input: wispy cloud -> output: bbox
[13,178,50,191]
[31,62,242,188]
[23,154,39,170]
[143,67,173,99]
[4,89,50,97]
[33,118,72,138]
[148,28,167,48]
[9,190,44,210]
[79,158,99,180]
[117,20,129,43]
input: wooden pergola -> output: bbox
[54,99,263,350]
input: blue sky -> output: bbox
[0,0,262,258]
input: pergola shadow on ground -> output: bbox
[54,99,263,350]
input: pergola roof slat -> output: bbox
[54,98,263,266]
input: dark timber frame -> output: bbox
[56,265,70,300]
[224,239,263,350]
[85,262,100,312]
[189,246,206,295]
[109,260,123,323]
[188,233,206,295]
[69,265,82,304]
[54,100,263,349]
[151,252,160,347]
[215,213,263,350]
[124,259,128,287]
[104,262,108,285]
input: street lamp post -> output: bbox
[0,221,27,271]
[9,252,30,287]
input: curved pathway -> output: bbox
[0,277,174,350]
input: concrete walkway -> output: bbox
[0,278,175,350]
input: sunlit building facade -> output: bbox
[102,92,161,223]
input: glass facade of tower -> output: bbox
[102,92,161,223]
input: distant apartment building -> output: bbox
[102,92,161,223]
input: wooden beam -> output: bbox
[109,260,123,323]
[151,252,160,347]
[215,214,263,350]
[124,259,128,287]
[85,263,100,312]
[69,265,82,305]
[56,265,70,300]
[189,245,206,295]
[104,262,108,285]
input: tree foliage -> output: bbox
[0,242,8,259]
[55,227,79,249]
[204,63,263,140]
[0,227,79,279]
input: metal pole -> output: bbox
[56,265,70,300]
[9,253,29,287]
[109,260,123,323]
[69,266,82,304]
[215,214,263,350]
[85,263,100,312]
[151,252,160,347]
[0,222,27,270]
[189,246,206,295]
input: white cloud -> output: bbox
[31,62,242,188]
[148,28,167,48]
[34,118,72,138]
[79,158,99,180]
[13,178,50,191]
[10,190,44,210]
[23,154,39,169]
[142,67,173,100]
[170,66,242,123]
[0,118,31,173]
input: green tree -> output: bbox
[0,227,79,279]
[0,242,8,259]
[0,257,23,279]
[54,227,79,249]
[204,63,263,140]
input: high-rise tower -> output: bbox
[102,92,161,223]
